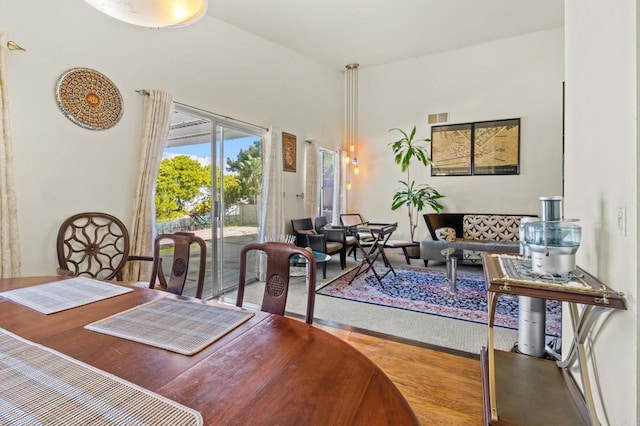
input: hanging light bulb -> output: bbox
[344,63,360,190]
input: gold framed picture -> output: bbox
[431,118,520,176]
[473,118,520,175]
[431,123,473,176]
[282,132,297,172]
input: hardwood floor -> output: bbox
[316,322,484,425]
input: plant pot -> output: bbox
[406,244,421,259]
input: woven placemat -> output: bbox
[0,328,202,425]
[0,277,133,314]
[85,298,255,355]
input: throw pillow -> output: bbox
[297,229,317,235]
[435,227,456,241]
[463,249,483,264]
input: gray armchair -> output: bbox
[314,216,357,263]
[291,218,345,271]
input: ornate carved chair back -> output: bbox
[237,242,316,324]
[150,232,207,299]
[57,212,132,281]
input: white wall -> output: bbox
[4,2,635,421]
[0,0,342,275]
[565,0,638,423]
[350,28,564,241]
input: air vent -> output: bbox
[428,112,449,124]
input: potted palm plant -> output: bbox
[389,126,444,252]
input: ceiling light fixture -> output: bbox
[84,0,208,28]
[345,63,360,189]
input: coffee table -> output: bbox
[291,250,331,279]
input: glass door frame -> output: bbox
[171,103,266,299]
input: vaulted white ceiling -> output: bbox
[208,0,565,70]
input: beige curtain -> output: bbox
[260,127,284,239]
[0,33,21,278]
[124,89,174,281]
[258,127,284,279]
[304,140,319,218]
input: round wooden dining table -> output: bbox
[0,276,418,425]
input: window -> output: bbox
[319,148,339,223]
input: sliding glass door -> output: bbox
[157,105,263,298]
[214,126,262,296]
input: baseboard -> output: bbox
[285,310,480,360]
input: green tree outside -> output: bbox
[155,155,211,221]
[156,155,250,221]
[226,140,262,203]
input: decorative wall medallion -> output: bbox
[55,67,123,130]
[266,274,286,297]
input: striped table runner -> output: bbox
[0,328,202,425]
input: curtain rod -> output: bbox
[136,89,269,132]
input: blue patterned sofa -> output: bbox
[420,213,536,266]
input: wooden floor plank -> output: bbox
[316,324,484,425]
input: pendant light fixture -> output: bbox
[345,63,360,190]
[84,0,208,28]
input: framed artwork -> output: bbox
[282,132,297,172]
[473,118,520,175]
[430,118,521,176]
[430,123,473,176]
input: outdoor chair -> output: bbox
[291,218,345,271]
[148,232,207,299]
[236,242,316,324]
[339,213,376,255]
[56,212,153,281]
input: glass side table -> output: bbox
[441,247,458,292]
[290,250,331,279]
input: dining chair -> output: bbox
[56,212,153,281]
[148,232,207,299]
[236,242,316,324]
[291,218,345,270]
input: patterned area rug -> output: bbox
[317,266,561,336]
